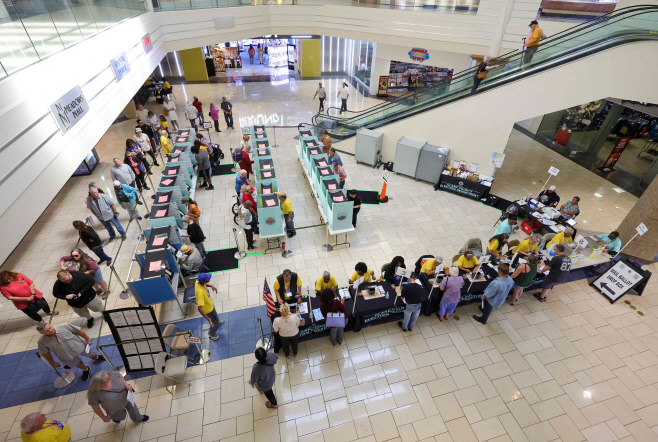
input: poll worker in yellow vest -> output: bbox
[21,413,71,442]
[421,256,450,277]
[545,228,574,250]
[274,269,302,305]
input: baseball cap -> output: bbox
[529,20,538,26]
[549,185,556,191]
[197,273,211,283]
[113,180,121,187]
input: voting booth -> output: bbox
[154,190,185,213]
[299,136,320,158]
[161,167,192,190]
[319,177,341,210]
[164,164,192,182]
[252,138,270,152]
[258,193,284,237]
[257,158,275,172]
[148,204,183,243]
[168,151,195,173]
[253,146,271,160]
[158,174,189,198]
[255,167,277,185]
[314,166,337,189]
[326,190,354,232]
[177,127,196,138]
[258,180,279,201]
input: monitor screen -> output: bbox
[566,218,577,226]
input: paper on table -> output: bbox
[298,302,309,314]
[318,161,327,166]
[327,184,336,190]
[171,157,179,162]
[265,199,275,207]
[257,135,264,138]
[109,312,127,327]
[152,237,165,246]
[263,164,271,169]
[161,179,173,185]
[123,343,137,355]
[259,150,267,155]
[334,196,344,202]
[313,308,324,321]
[155,209,167,217]
[469,163,478,172]
[258,143,265,148]
[168,169,176,175]
[263,171,272,178]
[149,260,162,272]
[338,288,351,300]
[549,225,560,233]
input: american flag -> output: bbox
[263,279,276,317]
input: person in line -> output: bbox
[1,271,58,323]
[241,134,251,151]
[278,192,296,237]
[158,114,170,135]
[321,129,332,154]
[349,262,373,284]
[333,162,347,189]
[523,20,544,68]
[420,256,450,277]
[315,271,338,296]
[536,243,571,302]
[398,272,424,332]
[191,96,204,124]
[240,144,254,178]
[162,95,179,131]
[241,185,259,233]
[160,129,173,155]
[53,270,104,328]
[327,148,343,167]
[209,103,221,132]
[313,82,326,114]
[347,189,361,227]
[195,273,224,341]
[135,127,159,167]
[185,100,199,131]
[192,142,214,190]
[235,170,249,198]
[196,132,212,148]
[60,248,110,299]
[493,214,518,236]
[148,111,161,145]
[123,151,148,191]
[183,197,201,221]
[182,216,206,257]
[272,303,303,358]
[88,370,149,423]
[438,267,466,321]
[337,82,349,114]
[20,412,71,442]
[456,251,479,276]
[470,55,500,95]
[136,103,150,124]
[126,139,152,175]
[110,157,136,188]
[249,347,278,409]
[560,196,580,218]
[73,220,113,265]
[239,201,256,250]
[509,254,539,305]
[221,97,234,129]
[511,234,539,257]
[473,263,514,324]
[274,270,302,305]
[37,323,104,381]
[257,43,264,64]
[383,256,406,285]
[319,289,347,346]
[179,245,202,276]
[86,186,126,241]
[597,231,622,256]
[538,185,560,207]
[248,44,256,64]
[488,233,510,262]
[545,228,574,250]
[113,181,142,221]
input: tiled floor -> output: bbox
[2,74,658,442]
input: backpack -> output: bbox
[232,147,242,163]
[115,186,130,203]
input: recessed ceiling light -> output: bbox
[612,187,625,193]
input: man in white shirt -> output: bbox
[134,128,159,166]
[185,101,199,131]
[136,103,149,124]
[337,82,350,114]
[313,82,326,114]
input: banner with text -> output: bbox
[49,85,89,135]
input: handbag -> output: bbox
[477,65,487,79]
[325,300,345,328]
[162,107,169,116]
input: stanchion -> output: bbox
[271,125,279,148]
[256,317,269,349]
[37,353,75,388]
[281,239,293,258]
[322,227,333,252]
[140,190,151,213]
[233,228,247,259]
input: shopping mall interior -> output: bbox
[2,1,658,441]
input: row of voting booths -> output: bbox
[296,128,354,235]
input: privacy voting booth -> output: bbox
[162,165,192,189]
[257,180,279,203]
[158,175,190,198]
[300,137,320,161]
[253,146,271,160]
[257,158,275,172]
[148,203,183,244]
[255,167,277,185]
[166,155,194,177]
[172,146,196,166]
[154,190,185,214]
[326,190,354,232]
[257,193,284,238]
[252,138,270,152]
[251,125,267,137]
[320,176,341,211]
[177,127,196,138]
[305,146,324,173]
[312,156,331,182]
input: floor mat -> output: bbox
[212,164,236,176]
[357,190,381,205]
[201,248,240,273]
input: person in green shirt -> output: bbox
[597,231,622,255]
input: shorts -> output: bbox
[71,295,104,318]
[512,283,530,290]
[200,168,211,180]
[93,271,103,284]
[60,348,95,367]
[541,278,563,290]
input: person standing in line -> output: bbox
[110,157,135,188]
[193,96,204,123]
[273,303,303,358]
[182,216,207,257]
[194,273,225,341]
[135,124,160,166]
[160,129,173,155]
[148,111,161,145]
[52,270,105,328]
[240,144,254,178]
[473,263,514,324]
[321,130,332,154]
[113,181,142,221]
[123,152,149,191]
[185,101,199,131]
[209,103,221,132]
[438,267,466,321]
[249,347,278,409]
[509,254,539,305]
[470,55,499,95]
[88,371,149,423]
[398,272,424,332]
[319,289,346,346]
[60,248,110,298]
[235,170,249,198]
[37,323,105,381]
[162,95,179,131]
[221,97,234,129]
[135,103,150,124]
[257,43,264,64]
[333,162,347,189]
[126,139,152,175]
[248,45,256,64]
[192,142,214,190]
[347,189,361,227]
[239,201,256,250]
[278,192,296,237]
[535,244,571,302]
[20,412,71,442]
[337,82,350,114]
[241,186,259,234]
[86,186,126,241]
[523,20,544,69]
[327,148,343,167]
[1,271,58,323]
[72,220,113,265]
[313,82,326,114]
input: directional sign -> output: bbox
[185,336,202,344]
[202,122,212,129]
[574,234,588,249]
[637,223,648,236]
[548,166,560,176]
[592,260,644,303]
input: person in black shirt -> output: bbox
[383,256,406,285]
[470,55,499,95]
[538,185,560,207]
[220,97,234,129]
[398,273,424,332]
[53,270,105,328]
[182,216,206,257]
[536,243,571,302]
[347,189,361,227]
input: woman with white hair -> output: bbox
[471,55,500,95]
[438,267,467,321]
[87,370,149,423]
[20,412,71,442]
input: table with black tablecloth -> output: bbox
[510,201,578,237]
[434,174,491,201]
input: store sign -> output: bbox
[184,336,201,344]
[408,48,429,63]
[142,33,152,54]
[110,52,130,83]
[49,85,89,135]
[601,137,630,171]
[592,260,644,303]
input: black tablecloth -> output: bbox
[435,174,491,201]
[511,201,578,237]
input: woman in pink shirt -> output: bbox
[333,162,347,189]
[209,104,221,133]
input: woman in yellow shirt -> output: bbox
[488,233,509,260]
[160,130,172,155]
[545,228,574,250]
[511,234,539,257]
[456,251,479,276]
[420,256,449,277]
[349,262,373,284]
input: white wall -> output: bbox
[334,41,658,177]
[516,116,543,134]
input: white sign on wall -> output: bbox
[49,85,89,135]
[110,52,130,82]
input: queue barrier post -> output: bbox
[233,228,247,259]
[37,352,75,389]
[271,125,279,148]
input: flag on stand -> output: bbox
[263,279,276,317]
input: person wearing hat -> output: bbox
[220,97,234,129]
[113,181,142,221]
[185,100,199,131]
[192,96,204,123]
[195,273,224,340]
[178,245,202,276]
[135,121,160,166]
[538,185,560,207]
[597,231,622,255]
[398,272,424,332]
[523,20,544,68]
[274,270,302,306]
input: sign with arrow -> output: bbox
[591,258,650,303]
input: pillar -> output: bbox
[586,103,623,156]
[179,48,208,82]
[617,177,658,261]
[301,39,321,77]
[488,0,517,57]
[124,101,137,119]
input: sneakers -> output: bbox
[87,317,95,328]
[206,185,215,190]
[95,355,106,362]
[106,258,112,266]
[199,182,208,188]
[288,232,296,238]
[137,201,143,205]
[472,315,486,324]
[108,236,116,242]
[144,186,151,190]
[397,321,408,332]
[82,367,91,381]
[209,333,219,341]
[147,171,153,175]
[142,416,150,422]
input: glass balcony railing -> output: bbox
[0,0,147,79]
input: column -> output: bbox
[179,48,208,82]
[616,177,658,261]
[124,101,137,119]
[585,103,623,156]
[488,0,517,57]
[301,39,321,77]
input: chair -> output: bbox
[539,233,556,250]
[459,238,483,255]
[451,254,462,267]
[380,263,389,279]
[154,352,189,394]
[508,240,521,249]
[183,286,197,316]
[162,324,190,357]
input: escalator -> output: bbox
[313,5,658,139]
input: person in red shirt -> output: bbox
[240,146,254,179]
[0,271,58,322]
[318,289,347,346]
[241,185,259,234]
[192,97,204,123]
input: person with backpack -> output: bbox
[113,181,142,221]
[249,347,278,409]
[319,289,347,346]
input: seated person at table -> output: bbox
[397,272,424,332]
[274,269,302,305]
[315,271,338,296]
[560,196,580,218]
[597,231,622,256]
[178,245,202,276]
[420,256,449,277]
[438,267,467,321]
[383,256,406,285]
[488,234,509,261]
[545,228,574,250]
[349,262,373,284]
[161,78,172,95]
[510,234,539,257]
[456,251,479,276]
[538,185,560,207]
[493,214,518,236]
[319,289,347,346]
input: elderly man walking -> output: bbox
[20,412,71,442]
[110,158,135,188]
[86,186,126,241]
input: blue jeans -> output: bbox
[402,303,421,330]
[479,299,493,323]
[224,113,234,128]
[197,112,204,123]
[285,212,296,234]
[206,307,220,338]
[99,217,125,238]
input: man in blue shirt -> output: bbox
[473,263,514,324]
[493,215,518,237]
[327,148,343,167]
[597,231,622,255]
[235,170,249,198]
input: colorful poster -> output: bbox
[378,76,388,96]
[601,137,631,171]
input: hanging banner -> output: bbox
[49,85,89,135]
[378,76,388,96]
[110,52,130,83]
[601,137,631,172]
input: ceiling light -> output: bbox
[612,187,625,193]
